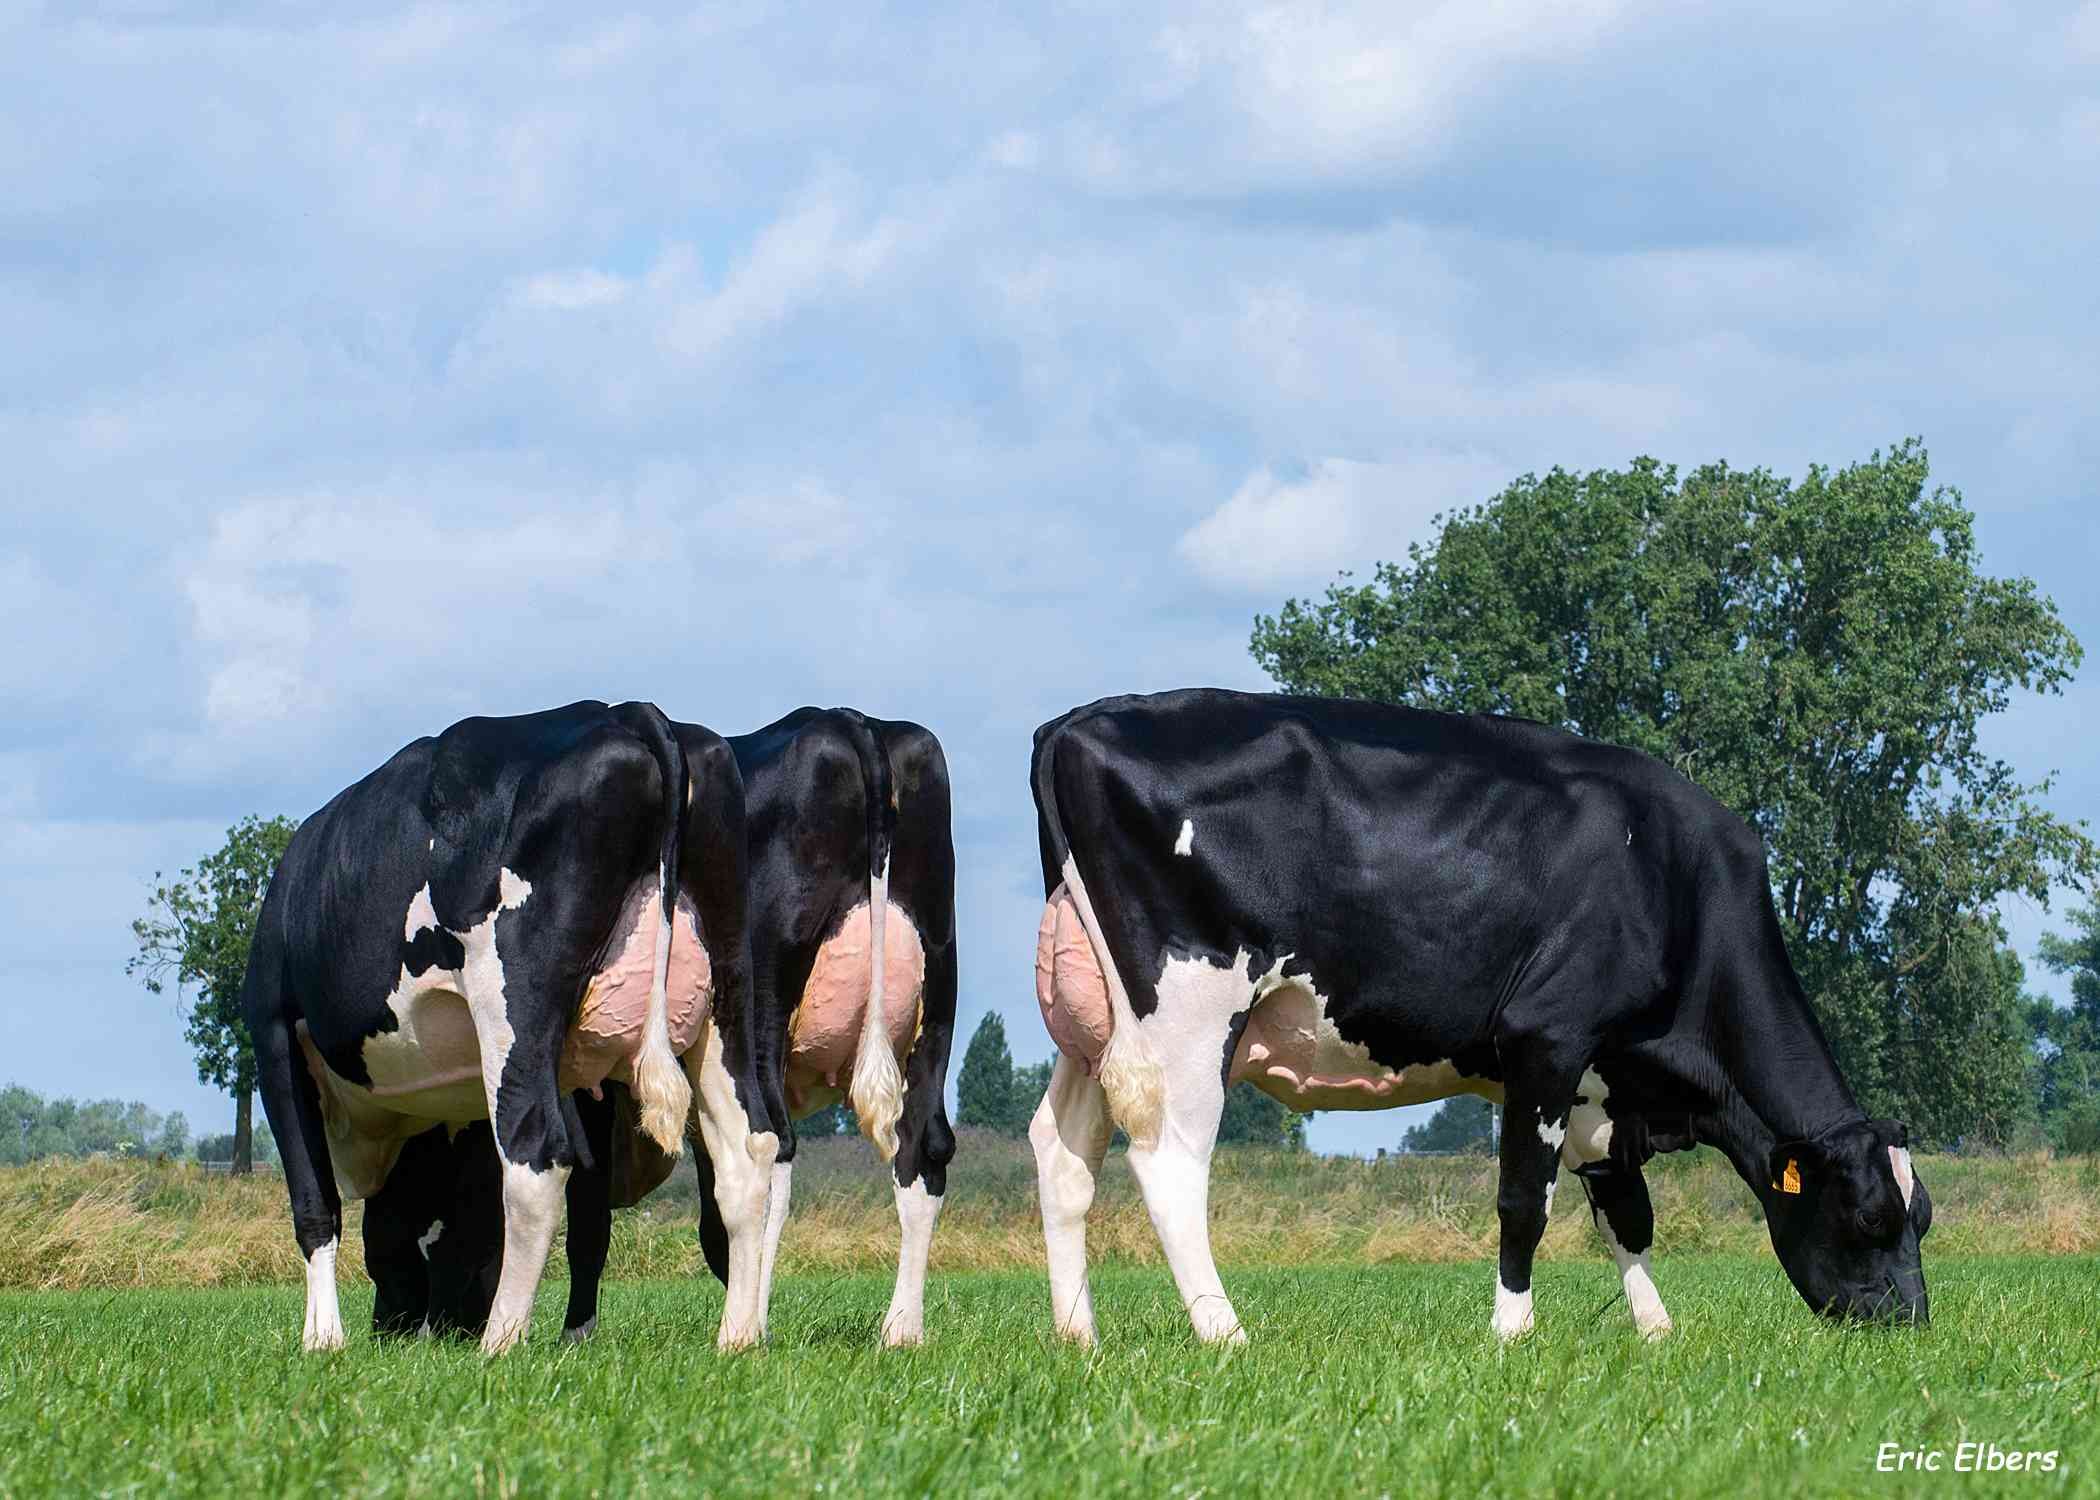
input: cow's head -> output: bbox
[1764,1119,1930,1325]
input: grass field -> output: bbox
[3,1139,2097,1496]
[2,1258,2094,1497]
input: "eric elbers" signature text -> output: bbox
[1877,1443,2060,1474]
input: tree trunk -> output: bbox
[232,1086,254,1176]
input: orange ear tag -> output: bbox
[1774,1159,1802,1194]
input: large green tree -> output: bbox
[128,814,299,1173]
[1251,443,2094,1144]
[2033,905,2100,1152]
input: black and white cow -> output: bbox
[1027,689,1930,1344]
[369,707,960,1346]
[733,707,958,1344]
[240,701,779,1353]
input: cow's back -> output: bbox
[1033,688,1712,1080]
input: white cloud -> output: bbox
[512,268,630,310]
[1156,0,1631,174]
[662,180,926,362]
[1177,452,1506,593]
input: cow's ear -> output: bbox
[1867,1118,1909,1149]
[1768,1142,1810,1196]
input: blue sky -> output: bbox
[4,1,2096,1156]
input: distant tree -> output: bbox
[0,1085,200,1165]
[956,1013,1019,1133]
[1252,443,2095,1144]
[1217,1083,1310,1150]
[798,1101,858,1139]
[1011,1059,1055,1131]
[128,814,299,1174]
[154,1110,189,1159]
[2034,905,2100,1153]
[1402,1096,1497,1155]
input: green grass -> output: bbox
[3,1257,2094,1498]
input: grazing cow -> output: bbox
[365,1086,672,1342]
[1027,689,1930,1345]
[375,707,959,1346]
[241,701,779,1354]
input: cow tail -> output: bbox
[632,704,695,1157]
[1031,721,1162,1147]
[845,714,906,1160]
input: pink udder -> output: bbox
[1035,883,1111,1072]
[786,901,925,1110]
[561,888,712,1093]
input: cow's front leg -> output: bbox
[1580,1168,1672,1338]
[1124,1040,1241,1345]
[1493,1064,1585,1343]
[562,1089,615,1343]
[1029,1053,1113,1345]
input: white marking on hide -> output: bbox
[1595,1202,1672,1338]
[497,868,533,910]
[1122,946,1254,1343]
[1889,1145,1916,1209]
[1559,1068,1614,1167]
[1543,1177,1556,1217]
[1173,819,1194,857]
[404,883,439,941]
[882,1178,944,1347]
[1232,955,1491,1111]
[302,1236,345,1352]
[484,1158,570,1354]
[1493,1278,1535,1342]
[1536,1115,1568,1150]
[417,1219,444,1260]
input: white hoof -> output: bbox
[1635,1311,1674,1341]
[302,1239,346,1352]
[1493,1281,1536,1343]
[561,1316,597,1344]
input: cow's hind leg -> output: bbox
[246,951,346,1352]
[1094,956,1244,1347]
[1124,1053,1241,1345]
[687,1015,778,1351]
[882,956,956,1347]
[466,957,577,1355]
[1029,1054,1113,1345]
[756,1157,792,1327]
